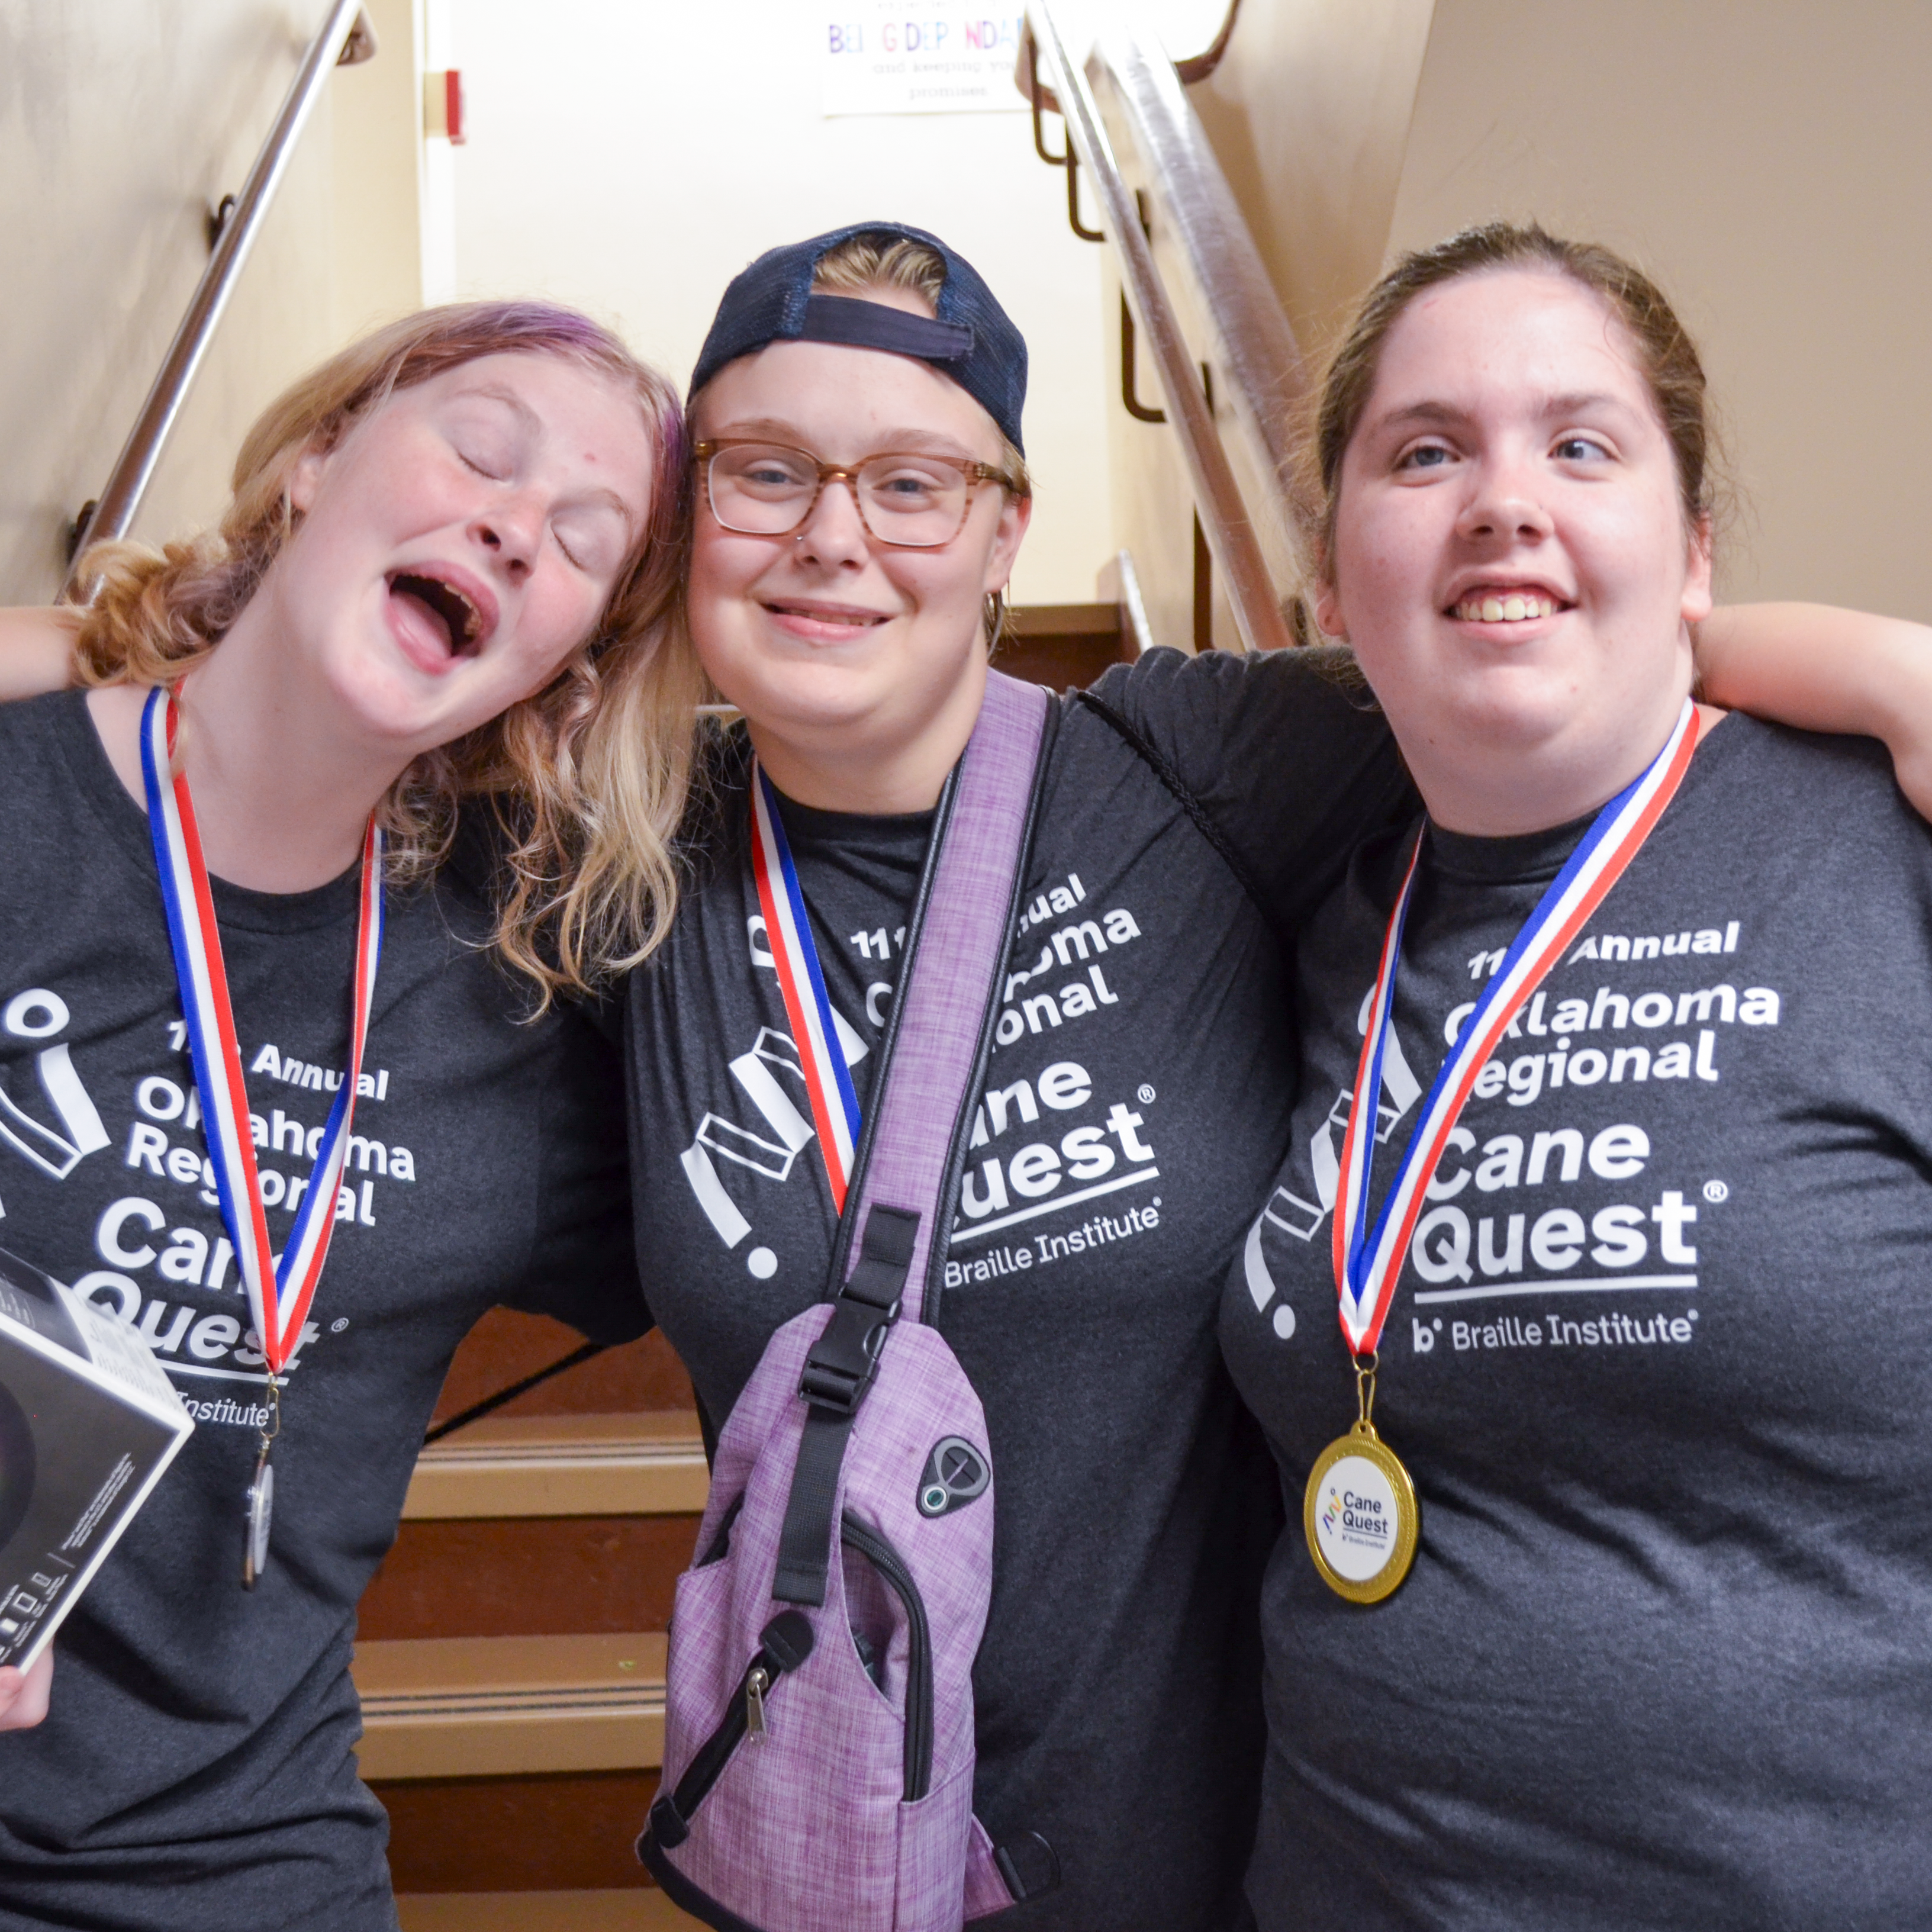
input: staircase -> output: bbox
[996,600,1135,688]
[355,1312,701,1920]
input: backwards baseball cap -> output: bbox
[688,221,1028,455]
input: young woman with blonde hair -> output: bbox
[0,300,698,1930]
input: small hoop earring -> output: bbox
[983,590,1006,655]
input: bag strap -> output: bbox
[772,671,1054,1606]
[839,670,1055,1325]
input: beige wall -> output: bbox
[1184,0,1932,619]
[1,0,424,604]
[1189,0,1434,361]
[433,0,1115,607]
[1386,0,1932,617]
[331,0,427,343]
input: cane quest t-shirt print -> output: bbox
[12,974,401,1415]
[0,693,641,1932]
[623,647,1414,1931]
[1224,716,1932,1930]
[681,806,1165,1305]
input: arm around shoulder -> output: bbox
[1696,603,1932,817]
[0,607,83,701]
[1081,644,1411,925]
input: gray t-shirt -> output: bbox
[1223,714,1932,1928]
[620,648,1412,1931]
[0,693,642,1931]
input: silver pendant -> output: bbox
[243,1444,274,1590]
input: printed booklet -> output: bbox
[0,1245,193,1673]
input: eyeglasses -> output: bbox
[695,439,1013,549]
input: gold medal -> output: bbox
[1303,1355,1418,1603]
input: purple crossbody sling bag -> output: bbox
[639,673,1061,1930]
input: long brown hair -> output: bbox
[71,301,708,1003]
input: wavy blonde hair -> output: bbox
[70,301,708,1005]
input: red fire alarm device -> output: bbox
[424,69,466,144]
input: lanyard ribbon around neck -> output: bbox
[140,685,384,1377]
[748,763,862,1213]
[1332,699,1701,1357]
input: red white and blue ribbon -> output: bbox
[1332,700,1700,1355]
[748,762,861,1212]
[140,685,384,1376]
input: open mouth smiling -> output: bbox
[1447,587,1573,625]
[388,571,490,656]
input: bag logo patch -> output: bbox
[917,1436,990,1518]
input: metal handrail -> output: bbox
[1026,2,1294,656]
[62,0,376,600]
[1090,14,1305,504]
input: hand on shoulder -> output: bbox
[0,606,82,701]
[0,1650,53,1730]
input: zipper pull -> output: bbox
[745,1665,769,1743]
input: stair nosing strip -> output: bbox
[362,1691,666,1721]
[415,1446,706,1465]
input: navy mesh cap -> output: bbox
[689,221,1028,454]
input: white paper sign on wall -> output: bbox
[821,4,1028,115]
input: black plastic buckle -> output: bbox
[798,1297,894,1411]
[797,1205,919,1415]
[646,1791,688,1851]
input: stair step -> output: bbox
[404,1412,710,1520]
[396,1892,700,1930]
[354,1631,666,1780]
[429,1315,695,1429]
[358,1514,697,1643]
[374,1767,665,1894]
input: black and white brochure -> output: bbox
[0,1245,193,1673]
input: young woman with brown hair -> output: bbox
[1228,223,1932,1927]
